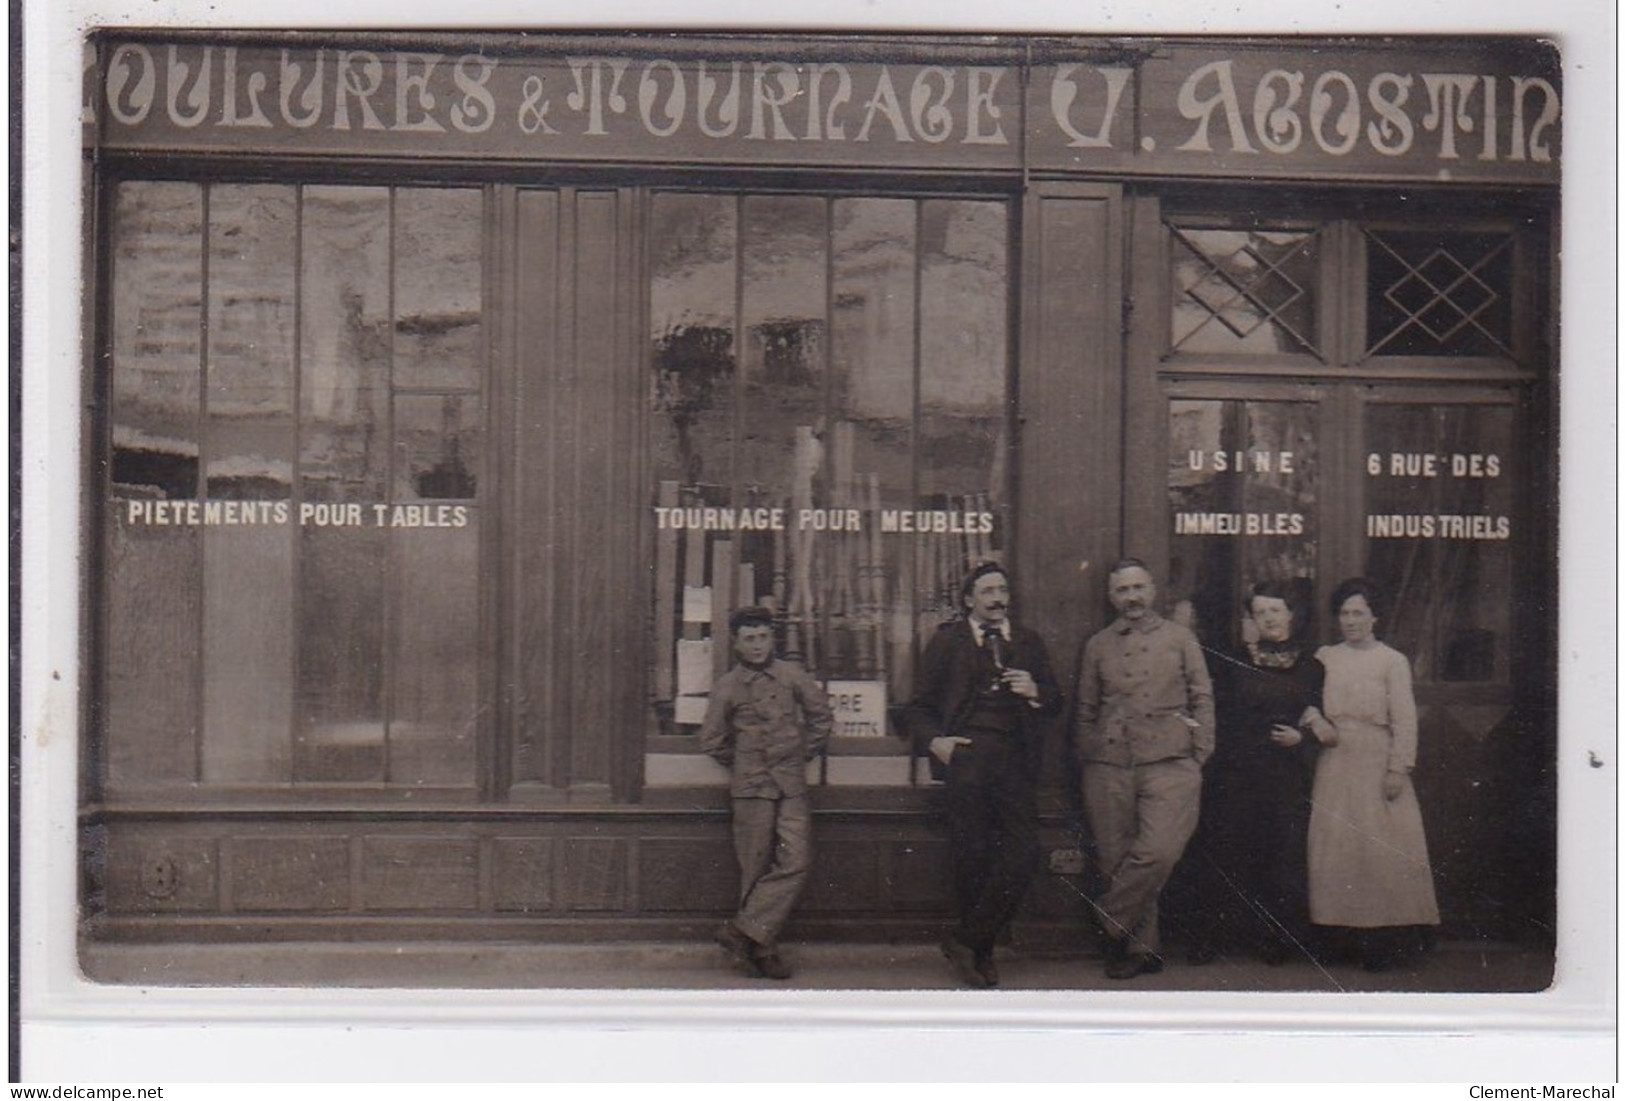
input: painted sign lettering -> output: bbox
[90,39,1561,183]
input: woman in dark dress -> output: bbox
[1204,580,1338,964]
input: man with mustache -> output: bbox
[901,562,1063,988]
[1073,558,1215,979]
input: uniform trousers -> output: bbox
[731,793,812,948]
[943,733,1040,955]
[1083,756,1202,956]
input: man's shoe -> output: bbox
[1106,951,1161,980]
[974,951,1000,988]
[715,921,763,978]
[755,950,793,981]
[941,935,992,989]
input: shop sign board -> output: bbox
[88,37,1560,184]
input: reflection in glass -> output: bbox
[832,199,916,685]
[204,185,297,499]
[742,195,826,386]
[740,195,826,523]
[646,192,1011,732]
[111,181,203,499]
[394,189,484,391]
[204,417,295,499]
[301,186,390,502]
[917,200,1008,648]
[1167,399,1319,650]
[737,197,828,671]
[202,524,295,782]
[296,524,386,782]
[651,193,738,489]
[1364,405,1514,682]
[105,180,487,791]
[389,519,480,785]
[920,201,1007,502]
[393,393,480,500]
[208,185,297,415]
[105,515,200,785]
[1171,227,1319,356]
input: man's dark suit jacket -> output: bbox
[897,618,1065,781]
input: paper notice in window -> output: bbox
[675,639,713,725]
[827,679,887,737]
[682,585,712,624]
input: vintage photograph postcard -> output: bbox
[20,0,1617,1083]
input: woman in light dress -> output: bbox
[1308,578,1440,971]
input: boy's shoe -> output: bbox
[755,950,793,980]
[715,921,763,978]
[974,951,1000,987]
[941,935,992,989]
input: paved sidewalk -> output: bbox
[81,937,1553,994]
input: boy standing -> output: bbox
[701,607,834,980]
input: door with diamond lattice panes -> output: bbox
[1123,195,1553,939]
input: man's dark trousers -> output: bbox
[943,731,1040,955]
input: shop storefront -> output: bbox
[81,31,1559,960]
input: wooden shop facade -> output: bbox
[80,30,1561,958]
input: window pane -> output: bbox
[1363,404,1514,682]
[1167,398,1320,648]
[918,200,1008,648]
[394,189,484,390]
[645,193,1011,756]
[651,193,738,489]
[300,186,390,502]
[740,195,826,504]
[919,200,1007,501]
[205,185,296,499]
[296,524,386,782]
[107,183,205,786]
[105,508,200,785]
[111,181,202,499]
[1171,226,1320,356]
[739,196,827,668]
[201,524,295,782]
[393,393,480,500]
[1365,230,1514,358]
[204,416,295,499]
[832,198,916,685]
[388,518,480,785]
[207,185,296,415]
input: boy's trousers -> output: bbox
[731,793,813,947]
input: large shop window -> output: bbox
[104,181,484,792]
[647,193,1010,771]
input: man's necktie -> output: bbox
[981,623,1004,671]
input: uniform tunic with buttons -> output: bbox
[700,657,833,797]
[1074,612,1216,766]
[1073,611,1216,957]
